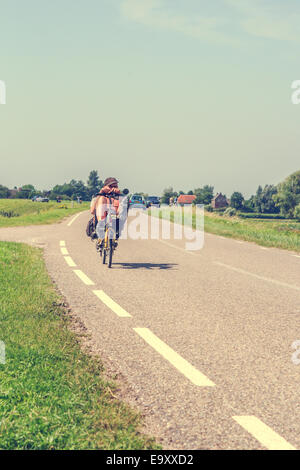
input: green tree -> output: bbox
[70,179,88,200]
[18,184,36,199]
[253,185,263,212]
[243,198,255,213]
[0,185,10,199]
[261,185,278,213]
[251,184,278,213]
[161,187,177,204]
[230,191,244,210]
[87,170,103,198]
[194,185,214,205]
[274,170,300,217]
[51,183,73,198]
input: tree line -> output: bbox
[1,169,300,219]
[0,171,103,202]
[161,170,300,219]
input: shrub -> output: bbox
[294,204,300,221]
[224,207,237,217]
[238,213,286,220]
[205,204,213,212]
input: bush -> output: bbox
[294,204,300,221]
[205,204,213,212]
[238,213,286,220]
[224,207,237,217]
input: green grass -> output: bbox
[203,213,300,251]
[0,199,89,227]
[0,242,159,450]
[150,208,300,252]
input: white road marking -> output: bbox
[64,256,76,267]
[260,247,268,250]
[73,269,95,286]
[59,241,66,247]
[159,239,197,256]
[293,255,300,258]
[60,247,69,255]
[93,290,132,317]
[67,212,82,227]
[233,416,296,450]
[214,261,300,292]
[134,328,215,387]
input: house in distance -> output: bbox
[177,194,196,206]
[211,193,229,209]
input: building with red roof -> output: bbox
[177,194,196,205]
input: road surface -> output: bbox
[1,210,299,450]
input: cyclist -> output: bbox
[95,177,121,245]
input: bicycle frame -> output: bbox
[101,194,119,268]
[104,196,117,245]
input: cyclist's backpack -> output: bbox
[86,217,96,237]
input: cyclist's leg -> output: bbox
[96,218,106,240]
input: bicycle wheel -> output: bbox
[108,238,113,268]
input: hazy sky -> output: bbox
[0,0,299,197]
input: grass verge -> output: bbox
[0,199,89,228]
[150,207,300,252]
[0,242,159,450]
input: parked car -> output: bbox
[32,196,49,202]
[128,194,146,209]
[146,196,160,208]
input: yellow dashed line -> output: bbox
[61,234,298,450]
[93,290,132,318]
[64,256,76,267]
[233,416,296,450]
[134,328,215,387]
[74,269,95,286]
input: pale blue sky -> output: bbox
[0,0,299,197]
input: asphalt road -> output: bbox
[1,210,300,450]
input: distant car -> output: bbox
[129,194,146,210]
[33,196,49,202]
[146,196,160,208]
